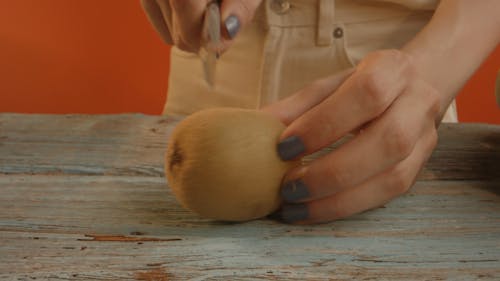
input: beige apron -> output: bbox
[165,0,458,122]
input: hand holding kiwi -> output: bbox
[165,108,297,221]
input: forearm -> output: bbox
[402,0,500,111]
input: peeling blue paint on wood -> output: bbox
[0,114,499,280]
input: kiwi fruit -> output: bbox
[165,107,296,221]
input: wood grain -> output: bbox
[0,114,179,176]
[0,113,499,280]
[1,176,499,280]
[1,114,498,180]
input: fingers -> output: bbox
[204,0,264,53]
[140,0,173,44]
[276,127,438,224]
[262,69,354,125]
[220,0,262,40]
[280,78,441,203]
[277,50,414,161]
[150,0,262,53]
[169,0,209,52]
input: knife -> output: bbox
[201,1,221,88]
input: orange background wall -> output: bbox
[0,1,499,123]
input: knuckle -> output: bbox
[312,197,346,222]
[358,71,390,114]
[382,49,412,67]
[170,0,188,10]
[386,166,411,196]
[427,128,439,152]
[427,88,442,118]
[175,37,197,53]
[172,36,183,47]
[178,27,200,51]
[324,163,351,190]
[175,40,190,51]
[364,49,415,78]
[362,50,387,64]
[384,121,415,160]
[395,51,415,77]
[230,0,260,24]
[390,49,411,64]
[305,80,324,96]
[295,81,324,104]
[364,49,405,65]
[235,0,252,21]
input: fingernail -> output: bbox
[267,209,282,221]
[281,204,309,223]
[281,179,309,202]
[277,136,306,161]
[224,15,240,39]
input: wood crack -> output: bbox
[77,234,182,242]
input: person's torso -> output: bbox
[165,0,455,120]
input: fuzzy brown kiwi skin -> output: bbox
[164,108,300,221]
[168,141,183,173]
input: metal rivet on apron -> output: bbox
[333,27,343,38]
[271,0,291,14]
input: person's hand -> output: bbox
[140,0,262,53]
[264,50,447,224]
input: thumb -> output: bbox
[262,69,355,125]
[220,0,262,40]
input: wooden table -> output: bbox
[0,113,499,281]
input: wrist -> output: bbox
[400,47,456,119]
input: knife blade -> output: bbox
[201,1,221,88]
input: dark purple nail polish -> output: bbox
[224,15,240,39]
[281,179,309,202]
[277,136,306,161]
[280,204,309,223]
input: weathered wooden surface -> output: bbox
[0,113,499,281]
[1,114,498,180]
